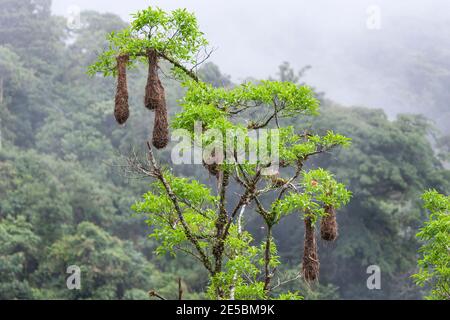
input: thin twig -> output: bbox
[271,273,302,291]
[149,290,166,300]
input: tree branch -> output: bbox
[158,52,200,82]
[212,170,229,274]
[148,290,166,300]
[271,273,302,291]
[263,228,273,294]
[145,142,214,274]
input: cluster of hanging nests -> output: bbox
[115,49,338,283]
[114,49,227,181]
[302,205,338,282]
[114,49,169,149]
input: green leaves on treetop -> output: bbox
[269,169,352,224]
[88,6,208,77]
[413,190,450,300]
[179,80,320,120]
[130,7,207,57]
[172,80,343,169]
[301,169,352,209]
[422,189,450,215]
[278,127,351,165]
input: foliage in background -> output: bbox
[0,0,449,300]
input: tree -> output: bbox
[413,190,450,300]
[35,222,164,300]
[289,104,450,299]
[0,215,40,299]
[2,3,447,300]
[0,0,64,65]
[87,6,209,80]
[0,0,66,148]
[90,6,352,300]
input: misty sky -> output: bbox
[52,1,450,116]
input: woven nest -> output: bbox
[145,50,164,111]
[203,149,225,179]
[114,54,130,125]
[142,50,169,149]
[152,95,169,149]
[203,162,219,177]
[320,205,338,242]
[302,217,320,282]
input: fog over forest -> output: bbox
[53,0,450,127]
[1,0,449,301]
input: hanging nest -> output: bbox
[152,95,169,149]
[145,49,164,111]
[320,205,338,242]
[203,161,220,177]
[223,170,230,186]
[270,174,288,188]
[144,49,169,149]
[114,54,130,125]
[302,216,320,282]
[203,158,220,178]
[203,150,229,184]
[203,148,221,177]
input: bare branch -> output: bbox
[191,47,215,73]
[158,52,200,82]
[148,290,166,300]
[271,273,302,291]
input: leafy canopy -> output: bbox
[173,80,350,169]
[90,6,353,300]
[88,6,208,77]
[413,190,450,300]
[133,75,352,299]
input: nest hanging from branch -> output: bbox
[142,49,169,149]
[302,216,320,282]
[203,149,220,177]
[202,151,229,185]
[152,95,169,149]
[320,205,338,242]
[114,54,130,125]
[145,50,163,111]
[203,161,220,177]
